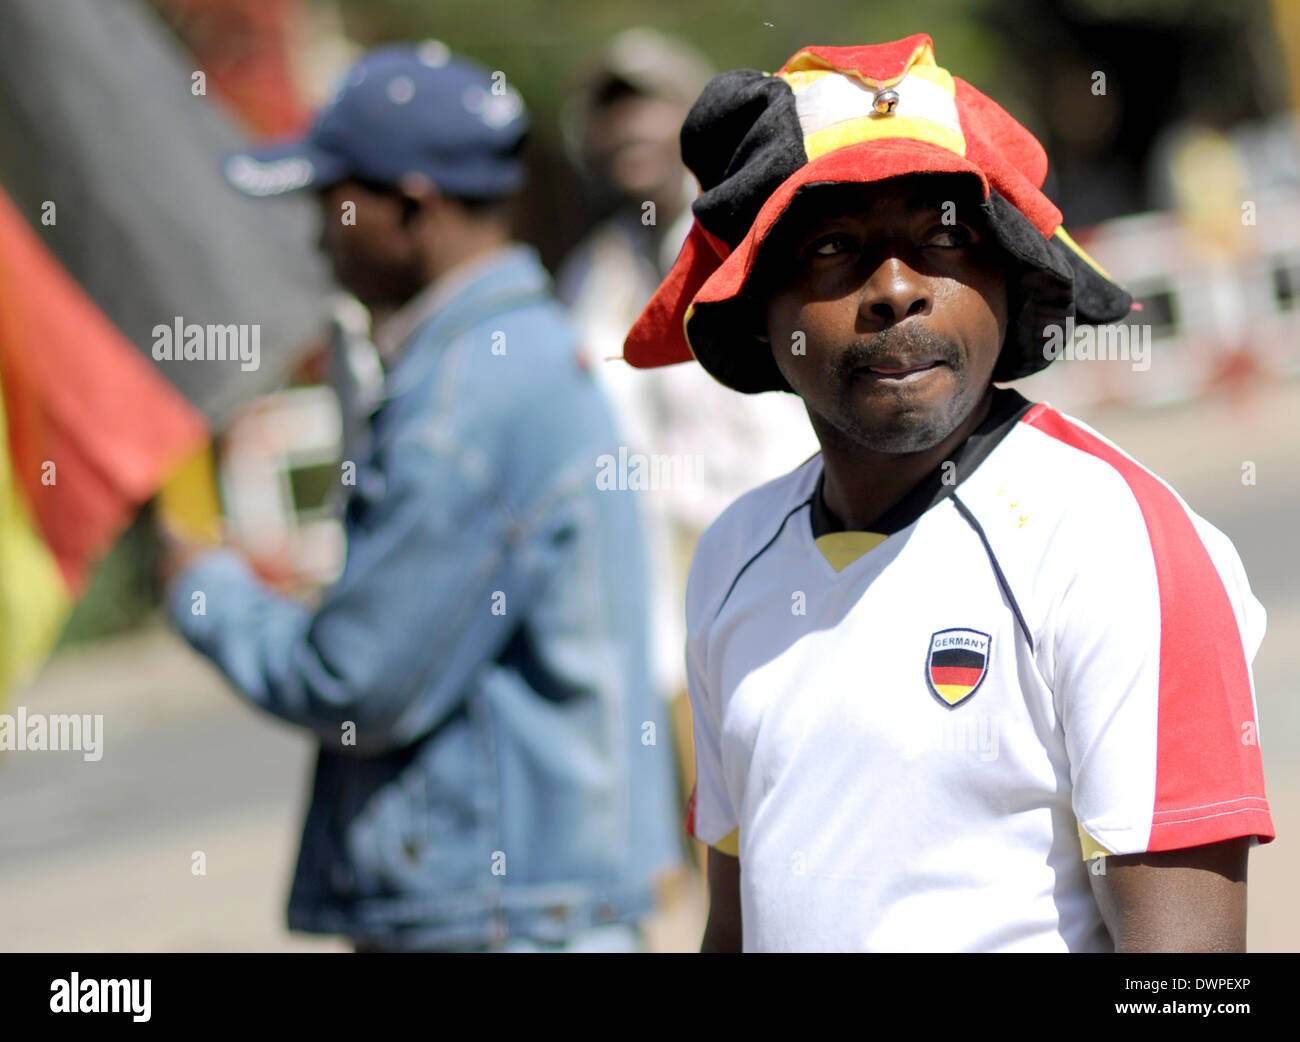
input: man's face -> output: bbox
[584,90,687,200]
[316,179,426,310]
[763,177,1011,454]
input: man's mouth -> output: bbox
[856,359,946,380]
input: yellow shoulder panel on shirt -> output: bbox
[712,828,740,856]
[814,531,888,572]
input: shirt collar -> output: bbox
[373,242,550,406]
[372,242,517,364]
[810,387,1034,538]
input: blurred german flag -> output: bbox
[0,185,209,696]
[0,0,328,703]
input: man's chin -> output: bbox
[841,390,977,455]
[851,417,957,455]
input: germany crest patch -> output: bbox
[926,628,990,708]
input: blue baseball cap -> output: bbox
[223,40,528,199]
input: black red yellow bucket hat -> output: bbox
[623,33,1133,392]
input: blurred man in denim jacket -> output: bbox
[160,42,683,952]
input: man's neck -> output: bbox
[370,238,512,366]
[815,386,995,534]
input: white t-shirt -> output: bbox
[685,388,1274,952]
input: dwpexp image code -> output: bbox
[1113,977,1254,1017]
[0,0,1296,1022]
[1125,978,1252,993]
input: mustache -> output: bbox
[832,325,963,375]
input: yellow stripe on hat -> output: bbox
[1053,226,1115,280]
[787,56,964,164]
[781,64,953,95]
[781,69,835,93]
[682,299,702,362]
[904,61,956,95]
[804,114,966,161]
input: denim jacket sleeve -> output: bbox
[167,417,521,757]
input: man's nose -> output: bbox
[857,255,931,327]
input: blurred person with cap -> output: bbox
[626,34,1274,952]
[556,28,819,736]
[160,40,682,953]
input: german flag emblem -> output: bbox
[926,628,991,708]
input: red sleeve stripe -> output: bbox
[1022,405,1274,849]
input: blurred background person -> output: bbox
[556,29,820,816]
[159,43,683,953]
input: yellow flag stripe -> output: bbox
[0,366,73,704]
[156,443,223,544]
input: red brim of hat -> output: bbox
[624,137,990,370]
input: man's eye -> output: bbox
[808,234,856,257]
[924,225,974,248]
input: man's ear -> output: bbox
[397,172,439,225]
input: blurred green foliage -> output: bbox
[55,512,161,649]
[332,0,1265,127]
[336,0,1009,123]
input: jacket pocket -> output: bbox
[366,707,491,897]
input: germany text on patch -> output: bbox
[926,628,990,708]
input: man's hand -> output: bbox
[156,513,305,597]
[156,519,218,593]
[1088,838,1250,952]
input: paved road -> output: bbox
[0,379,1295,952]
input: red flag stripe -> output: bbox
[929,666,984,687]
[0,184,208,590]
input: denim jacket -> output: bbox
[169,244,684,950]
